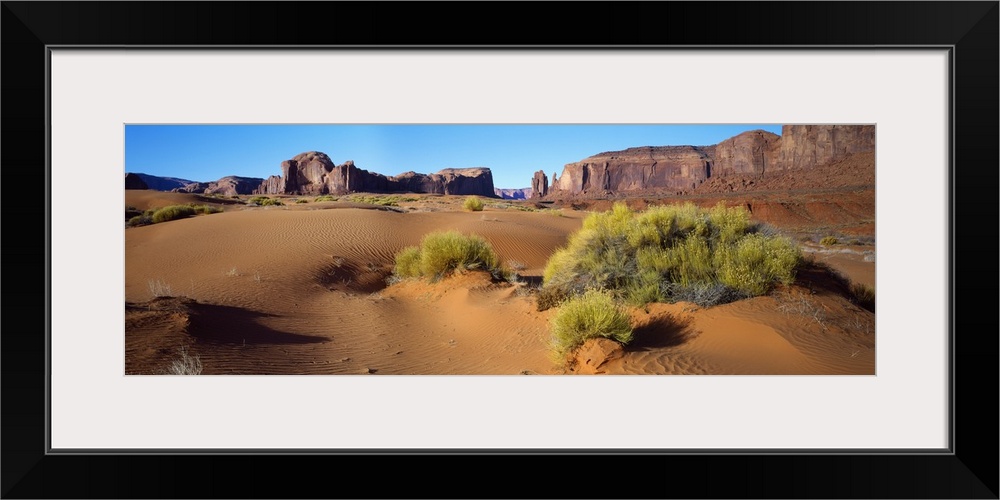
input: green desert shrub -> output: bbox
[151,205,196,223]
[192,204,221,215]
[314,195,338,202]
[541,202,802,307]
[391,230,509,282]
[295,198,309,204]
[820,236,838,246]
[713,233,800,296]
[129,205,219,226]
[393,246,423,279]
[549,289,633,358]
[248,196,283,206]
[343,194,415,206]
[127,214,153,227]
[463,196,485,212]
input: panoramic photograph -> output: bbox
[124,124,876,375]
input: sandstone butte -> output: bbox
[532,125,875,198]
[124,172,149,190]
[253,151,496,197]
[494,187,532,200]
[171,176,265,197]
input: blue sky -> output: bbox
[125,124,784,189]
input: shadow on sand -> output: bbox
[186,302,329,346]
[315,259,393,294]
[628,313,697,350]
[795,261,875,313]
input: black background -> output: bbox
[3,2,997,498]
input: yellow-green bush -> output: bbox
[550,289,633,358]
[708,202,753,244]
[391,230,508,281]
[393,246,423,279]
[714,233,800,296]
[820,236,838,246]
[463,196,485,212]
[127,209,155,227]
[541,202,801,307]
[137,204,221,225]
[248,196,283,206]
[192,204,221,215]
[151,205,196,223]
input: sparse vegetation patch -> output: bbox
[463,196,485,212]
[549,289,633,359]
[392,230,510,282]
[343,194,418,206]
[541,202,802,308]
[127,204,221,227]
[166,347,203,375]
[487,202,538,212]
[151,205,197,223]
[247,196,284,206]
[147,279,173,298]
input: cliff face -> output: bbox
[539,125,875,197]
[253,151,496,197]
[172,182,210,193]
[774,125,876,170]
[392,168,495,197]
[132,173,194,191]
[551,146,713,195]
[124,173,149,190]
[712,130,780,177]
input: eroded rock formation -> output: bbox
[252,151,496,197]
[550,146,713,195]
[203,176,265,196]
[392,168,495,197]
[124,173,148,190]
[531,170,548,198]
[712,130,780,177]
[537,125,875,198]
[171,176,264,196]
[495,188,532,200]
[774,125,876,170]
[132,173,193,191]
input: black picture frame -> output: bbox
[3,2,997,498]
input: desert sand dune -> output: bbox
[125,195,875,375]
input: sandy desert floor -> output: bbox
[125,191,876,375]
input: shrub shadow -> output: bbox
[519,275,544,288]
[187,302,329,346]
[628,313,697,350]
[315,259,392,294]
[796,260,875,313]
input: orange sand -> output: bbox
[125,193,875,375]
